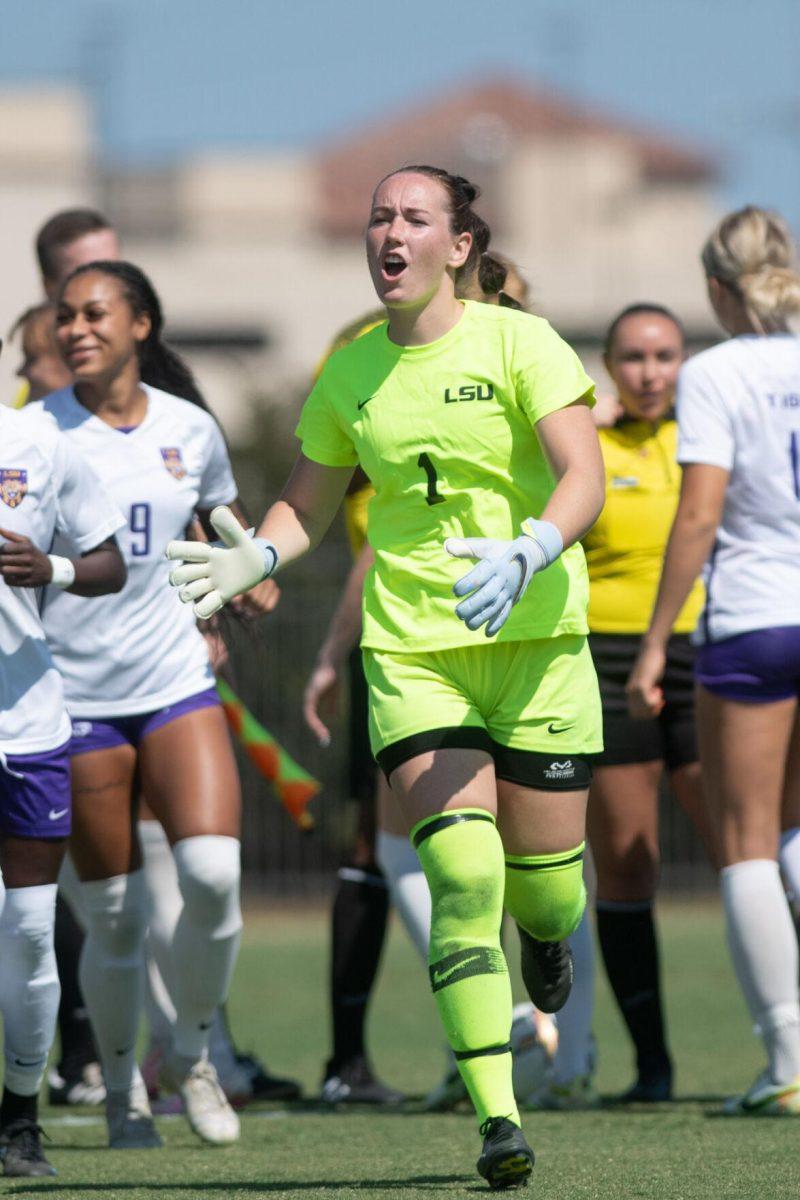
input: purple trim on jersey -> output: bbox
[68,687,221,756]
[0,741,71,839]
[115,425,139,434]
[695,626,800,703]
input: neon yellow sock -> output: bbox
[504,843,586,941]
[412,809,518,1127]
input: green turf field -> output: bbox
[6,898,797,1199]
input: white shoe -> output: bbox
[523,1074,600,1111]
[423,1061,469,1112]
[169,1059,240,1145]
[106,1073,163,1149]
[722,1070,800,1116]
[48,1060,107,1107]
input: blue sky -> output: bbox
[3,0,799,226]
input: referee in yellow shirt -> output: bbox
[584,304,716,1103]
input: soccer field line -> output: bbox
[47,1109,291,1128]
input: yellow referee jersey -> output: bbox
[583,416,704,635]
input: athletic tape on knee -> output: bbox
[505,843,586,942]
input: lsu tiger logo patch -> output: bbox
[0,468,28,508]
[160,447,186,480]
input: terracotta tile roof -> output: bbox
[317,78,715,237]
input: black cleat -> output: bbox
[235,1053,303,1102]
[477,1117,534,1190]
[517,926,573,1013]
[612,1061,673,1104]
[0,1119,56,1177]
[319,1055,404,1105]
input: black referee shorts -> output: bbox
[589,633,697,771]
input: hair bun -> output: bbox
[451,175,480,205]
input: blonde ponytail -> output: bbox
[701,206,800,333]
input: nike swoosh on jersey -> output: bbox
[48,807,69,821]
[357,396,374,411]
[547,722,574,734]
[432,954,481,986]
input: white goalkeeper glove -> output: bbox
[445,517,563,637]
[166,505,278,619]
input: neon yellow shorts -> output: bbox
[363,635,603,788]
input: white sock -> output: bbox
[779,828,800,911]
[720,859,800,1084]
[376,831,431,962]
[0,883,59,1096]
[171,836,242,1061]
[207,1008,241,1083]
[139,820,181,1045]
[552,907,595,1085]
[80,870,148,1092]
[57,852,87,929]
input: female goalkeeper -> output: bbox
[169,165,604,1191]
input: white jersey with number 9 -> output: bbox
[26,385,237,717]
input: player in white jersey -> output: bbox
[32,208,289,1113]
[628,206,800,1115]
[27,259,269,1150]
[0,406,125,1175]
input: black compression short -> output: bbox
[588,632,697,770]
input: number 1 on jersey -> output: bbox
[417,452,445,506]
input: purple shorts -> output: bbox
[69,687,220,756]
[0,741,72,839]
[695,626,800,703]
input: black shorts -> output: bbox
[348,647,378,804]
[376,729,594,792]
[589,633,697,770]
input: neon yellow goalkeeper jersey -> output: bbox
[296,301,595,653]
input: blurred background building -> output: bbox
[0,79,719,440]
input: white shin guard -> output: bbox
[80,870,148,1093]
[139,820,182,1042]
[376,831,431,962]
[0,883,60,1096]
[171,835,242,1061]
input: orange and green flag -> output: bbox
[216,678,318,831]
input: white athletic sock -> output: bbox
[57,852,87,929]
[376,831,431,962]
[779,828,800,912]
[171,836,242,1060]
[80,870,148,1092]
[720,859,800,1084]
[552,907,595,1085]
[0,883,59,1096]
[139,820,181,1045]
